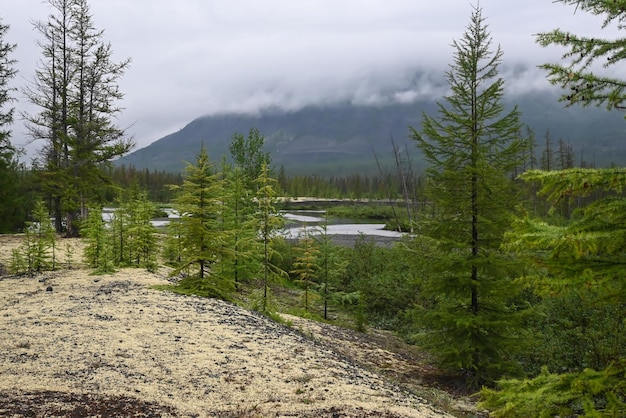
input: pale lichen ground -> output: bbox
[0,235,452,417]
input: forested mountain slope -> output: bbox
[117,90,625,175]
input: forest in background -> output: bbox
[0,1,624,417]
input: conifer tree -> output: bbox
[82,206,114,273]
[315,214,348,320]
[17,201,58,273]
[480,2,626,414]
[536,0,626,112]
[24,0,132,236]
[124,191,158,271]
[291,224,320,312]
[252,161,285,314]
[224,129,270,284]
[481,168,626,417]
[110,202,130,265]
[408,5,529,385]
[229,127,270,191]
[0,16,15,150]
[168,145,234,299]
[110,186,158,270]
[220,162,260,284]
[0,16,24,233]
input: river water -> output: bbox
[103,208,406,241]
[282,211,405,239]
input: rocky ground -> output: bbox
[0,235,477,417]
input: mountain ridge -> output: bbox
[117,90,626,175]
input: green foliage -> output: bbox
[518,290,625,376]
[9,248,26,275]
[535,0,626,112]
[123,191,159,271]
[82,206,115,273]
[228,127,270,191]
[509,169,626,304]
[290,227,320,312]
[488,166,626,413]
[162,215,184,267]
[480,360,626,418]
[64,241,75,269]
[10,201,57,274]
[253,161,287,314]
[166,145,235,299]
[25,0,132,236]
[279,172,422,200]
[167,276,235,302]
[314,216,349,320]
[219,161,261,285]
[326,204,401,222]
[0,17,30,233]
[109,164,183,203]
[336,235,422,332]
[408,5,529,386]
[0,17,16,141]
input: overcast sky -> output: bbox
[2,0,613,153]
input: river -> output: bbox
[104,208,408,246]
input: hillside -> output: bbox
[0,235,461,418]
[117,90,626,175]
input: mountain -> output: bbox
[117,90,626,175]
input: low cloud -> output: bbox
[4,0,614,153]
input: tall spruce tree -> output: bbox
[24,0,132,236]
[408,5,529,386]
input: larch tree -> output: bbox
[479,2,626,413]
[223,129,270,284]
[408,5,529,386]
[220,161,260,284]
[168,145,235,299]
[24,0,132,236]
[252,161,285,315]
[481,168,626,417]
[291,224,320,313]
[536,0,626,112]
[315,214,348,320]
[0,17,15,150]
[0,16,24,233]
[82,205,114,273]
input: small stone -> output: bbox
[46,286,53,292]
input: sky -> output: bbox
[1,0,615,154]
